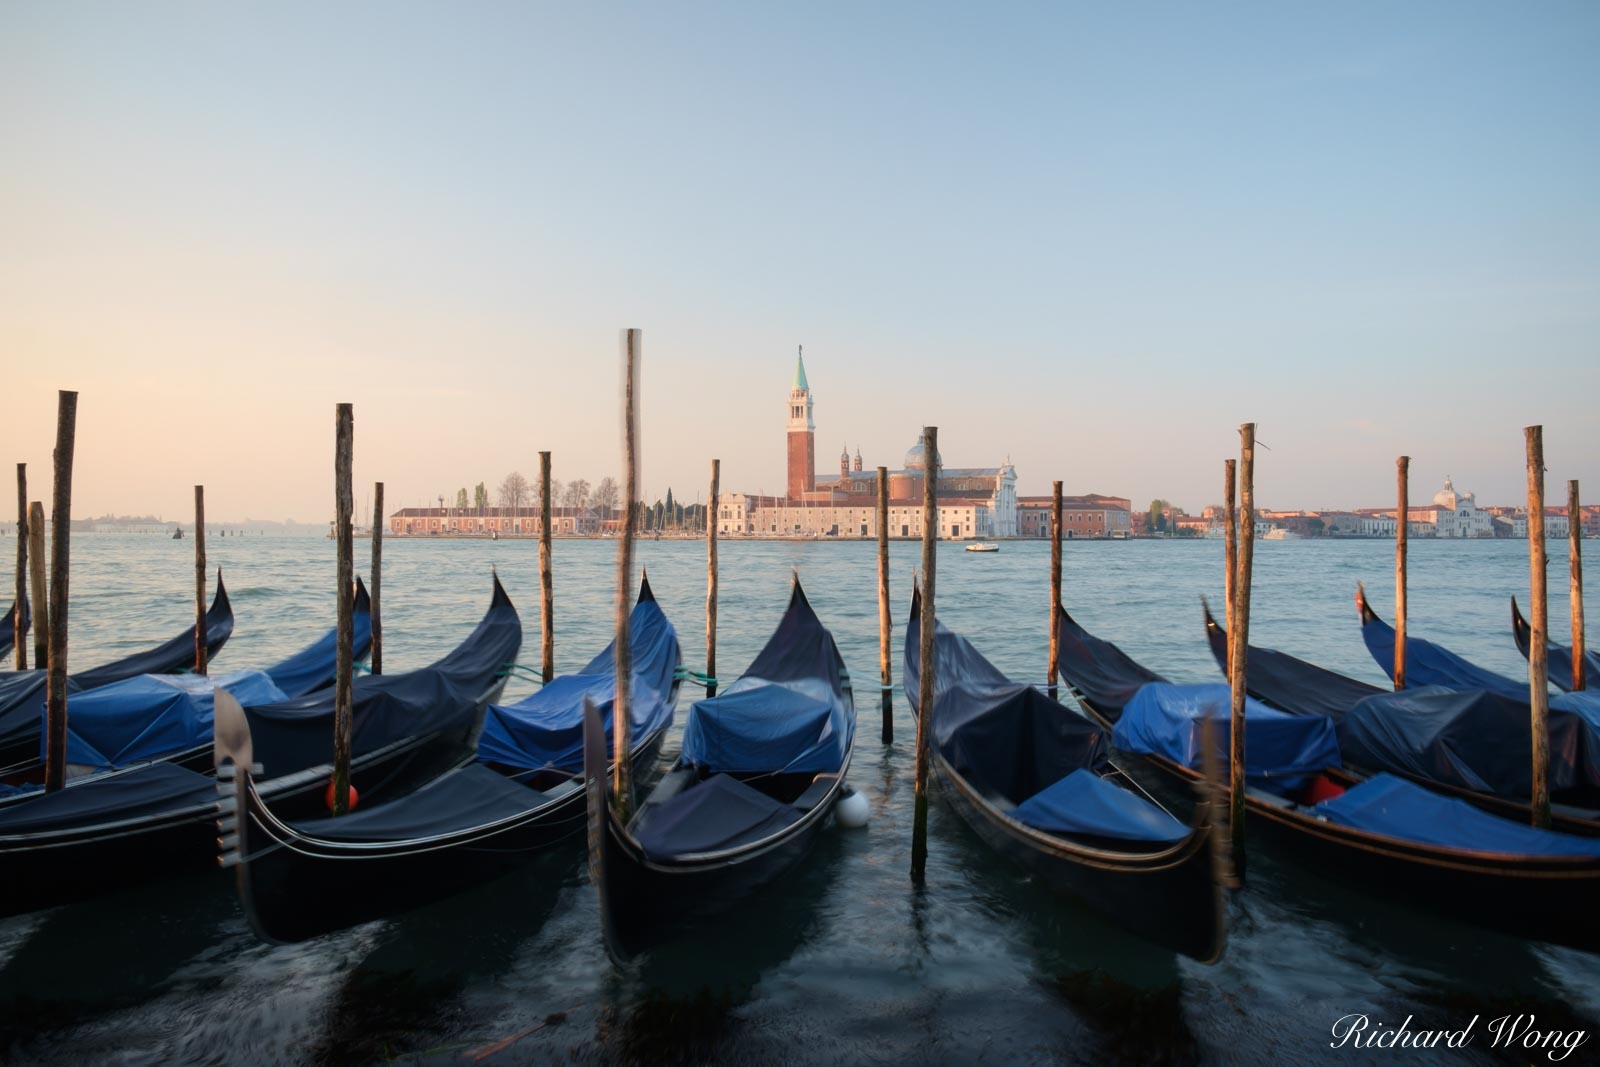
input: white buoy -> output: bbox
[836,786,870,829]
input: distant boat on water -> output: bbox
[171,527,183,540]
[1263,528,1300,541]
[965,542,999,553]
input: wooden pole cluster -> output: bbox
[613,329,640,819]
[1526,426,1550,829]
[706,458,719,699]
[13,463,25,670]
[1048,480,1062,700]
[370,481,383,675]
[539,450,554,684]
[1395,456,1409,690]
[28,502,46,671]
[194,485,207,675]
[44,390,77,793]
[1226,423,1256,880]
[877,466,892,742]
[331,404,355,815]
[1570,480,1586,692]
[911,426,938,882]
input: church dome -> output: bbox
[904,433,942,471]
[1434,476,1463,509]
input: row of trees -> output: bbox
[443,473,706,531]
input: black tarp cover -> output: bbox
[1202,602,1382,722]
[1054,607,1166,721]
[1513,597,1600,694]
[1339,686,1600,804]
[1359,597,1527,698]
[245,575,521,778]
[0,762,215,836]
[906,597,1109,807]
[72,574,235,691]
[0,672,75,751]
[287,763,544,841]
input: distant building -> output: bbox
[1015,494,1132,538]
[736,351,1019,538]
[388,505,601,536]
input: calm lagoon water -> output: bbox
[1,534,1596,1065]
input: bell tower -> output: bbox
[787,347,816,499]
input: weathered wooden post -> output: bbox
[13,463,25,670]
[1395,456,1409,690]
[28,502,47,671]
[613,329,640,818]
[911,426,938,882]
[706,458,720,698]
[1224,459,1236,636]
[1570,480,1586,692]
[1526,426,1550,829]
[194,485,207,675]
[1227,423,1256,880]
[44,390,77,793]
[331,403,355,814]
[539,450,554,684]
[877,465,892,742]
[1049,480,1062,700]
[370,481,383,675]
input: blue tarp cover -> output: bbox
[635,772,801,860]
[59,669,288,767]
[264,579,373,698]
[1314,773,1600,858]
[0,762,215,836]
[1010,769,1189,842]
[1340,686,1600,802]
[681,678,848,775]
[1054,607,1166,720]
[477,591,679,772]
[1361,611,1527,697]
[1114,683,1341,784]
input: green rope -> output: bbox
[496,662,546,684]
[673,668,719,688]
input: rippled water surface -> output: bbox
[1,534,1596,1065]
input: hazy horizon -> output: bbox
[4,3,1597,523]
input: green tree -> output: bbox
[474,483,488,511]
[455,488,469,510]
[1147,499,1168,533]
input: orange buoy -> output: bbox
[325,777,360,812]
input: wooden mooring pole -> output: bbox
[877,465,892,742]
[1526,426,1550,829]
[28,502,47,672]
[911,426,938,883]
[370,481,383,675]
[539,450,554,684]
[1049,480,1062,700]
[13,463,25,670]
[194,485,207,675]
[1395,456,1409,690]
[1224,460,1236,638]
[1227,423,1256,881]
[613,329,640,819]
[331,403,354,815]
[44,390,78,793]
[706,458,719,699]
[1570,480,1586,692]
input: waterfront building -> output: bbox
[1015,494,1133,538]
[387,505,601,536]
[732,351,1019,539]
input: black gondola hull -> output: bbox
[932,753,1225,963]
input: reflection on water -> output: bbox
[0,534,1595,1063]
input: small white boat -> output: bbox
[1263,528,1301,540]
[965,542,1000,553]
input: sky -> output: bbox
[2,1,1597,522]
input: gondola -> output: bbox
[0,580,373,784]
[0,572,235,769]
[0,573,519,918]
[1512,596,1600,693]
[908,592,1226,962]
[1201,600,1600,835]
[0,598,27,660]
[1057,608,1600,954]
[1355,583,1525,696]
[585,576,854,959]
[219,578,680,943]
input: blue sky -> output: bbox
[2,2,1596,520]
